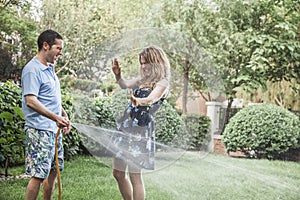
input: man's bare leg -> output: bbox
[43,170,57,200]
[26,177,43,200]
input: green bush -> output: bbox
[222,104,300,159]
[0,82,83,168]
[0,82,25,175]
[110,89,131,121]
[72,94,99,126]
[71,94,117,156]
[182,114,211,151]
[155,101,189,149]
[94,97,116,128]
[69,89,198,153]
[61,90,83,160]
[72,94,116,128]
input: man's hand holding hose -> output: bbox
[57,108,71,134]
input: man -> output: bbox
[21,29,71,200]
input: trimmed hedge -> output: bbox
[222,103,300,159]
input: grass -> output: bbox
[1,152,300,200]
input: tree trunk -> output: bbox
[221,97,233,134]
[182,55,189,114]
[5,157,9,177]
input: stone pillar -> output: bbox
[206,101,223,134]
[205,101,223,152]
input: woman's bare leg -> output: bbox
[129,166,145,200]
[113,159,133,200]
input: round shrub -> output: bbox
[155,100,189,149]
[222,104,300,159]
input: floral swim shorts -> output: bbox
[25,127,64,179]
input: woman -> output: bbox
[111,46,171,200]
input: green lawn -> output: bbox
[1,152,300,200]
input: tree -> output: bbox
[206,0,300,110]
[0,0,37,80]
[160,0,300,116]
[249,0,300,83]
[38,0,164,82]
[161,0,225,114]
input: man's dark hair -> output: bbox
[37,30,63,51]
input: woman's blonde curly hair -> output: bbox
[138,46,171,85]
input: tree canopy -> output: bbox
[0,0,299,109]
[0,0,37,80]
[159,0,299,109]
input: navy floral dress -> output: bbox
[113,85,165,170]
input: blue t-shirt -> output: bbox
[21,57,62,132]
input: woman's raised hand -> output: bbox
[112,58,121,76]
